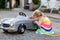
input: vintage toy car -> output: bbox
[0,12,38,34]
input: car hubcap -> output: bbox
[21,27,24,32]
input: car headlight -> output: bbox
[0,22,1,26]
[0,23,1,26]
[10,24,14,26]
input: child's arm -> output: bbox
[34,21,40,27]
[34,17,43,27]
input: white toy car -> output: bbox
[0,12,38,34]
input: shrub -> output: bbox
[0,0,5,8]
[40,6,47,11]
[41,6,47,8]
[32,0,40,5]
[58,7,60,11]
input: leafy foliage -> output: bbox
[41,6,47,8]
[32,0,40,4]
[58,7,60,11]
[0,0,5,8]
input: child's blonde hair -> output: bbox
[33,10,45,17]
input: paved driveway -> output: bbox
[0,10,60,40]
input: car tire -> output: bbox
[3,29,8,32]
[18,24,25,34]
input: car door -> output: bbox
[25,17,38,29]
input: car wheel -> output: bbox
[18,24,25,34]
[3,29,8,32]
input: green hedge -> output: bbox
[32,0,40,5]
[0,0,5,8]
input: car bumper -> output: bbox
[0,26,16,31]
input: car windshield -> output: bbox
[16,15,29,19]
[16,15,25,18]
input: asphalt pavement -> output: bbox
[0,9,60,40]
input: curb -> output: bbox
[47,16,60,20]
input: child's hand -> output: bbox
[34,21,41,27]
[34,21,38,24]
[30,16,34,19]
